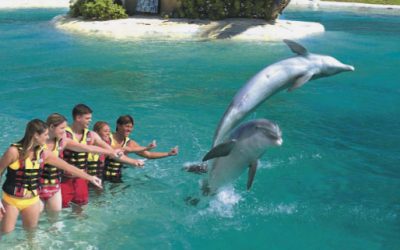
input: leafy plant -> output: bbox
[69,0,128,21]
[176,0,286,21]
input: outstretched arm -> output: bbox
[118,155,145,168]
[123,140,156,153]
[44,150,102,189]
[125,140,179,159]
[64,137,118,158]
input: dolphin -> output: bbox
[202,119,282,195]
[212,39,355,146]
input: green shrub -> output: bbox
[69,0,128,20]
[176,0,288,21]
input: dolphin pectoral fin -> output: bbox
[247,161,258,190]
[283,39,308,56]
[202,140,237,161]
[288,72,314,92]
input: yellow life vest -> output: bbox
[40,138,64,186]
[2,143,45,197]
[104,134,130,182]
[62,127,92,175]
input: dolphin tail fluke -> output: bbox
[183,162,208,174]
[203,140,237,162]
[247,161,258,190]
[283,39,308,56]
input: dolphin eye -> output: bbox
[267,132,279,140]
[260,128,279,140]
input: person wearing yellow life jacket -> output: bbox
[88,121,145,183]
[0,119,102,234]
[104,115,179,183]
[40,113,120,214]
[60,104,118,208]
[87,121,110,180]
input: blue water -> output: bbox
[0,7,399,249]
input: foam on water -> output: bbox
[198,186,243,218]
[256,203,298,216]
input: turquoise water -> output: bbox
[0,7,399,249]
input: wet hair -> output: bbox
[116,115,134,132]
[46,113,67,127]
[17,119,48,159]
[72,104,92,120]
[93,121,109,134]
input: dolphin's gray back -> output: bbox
[212,56,310,146]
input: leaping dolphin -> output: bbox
[212,40,355,146]
[202,119,283,195]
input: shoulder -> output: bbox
[59,135,69,148]
[89,130,100,139]
[1,145,20,164]
[6,146,20,158]
[126,138,138,146]
[41,148,56,159]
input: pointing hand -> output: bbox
[90,176,102,189]
[168,146,179,156]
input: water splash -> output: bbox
[199,186,243,218]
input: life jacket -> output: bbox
[2,143,45,197]
[40,138,64,186]
[104,134,130,182]
[86,138,110,178]
[62,127,93,177]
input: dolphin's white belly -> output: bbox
[208,136,266,193]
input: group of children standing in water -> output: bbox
[0,104,179,235]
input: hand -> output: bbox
[90,176,102,189]
[168,146,179,156]
[147,140,157,150]
[122,147,129,153]
[114,149,124,158]
[134,159,145,168]
[0,200,5,219]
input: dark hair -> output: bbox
[93,121,109,134]
[72,104,92,120]
[47,113,67,127]
[18,119,48,159]
[116,115,134,132]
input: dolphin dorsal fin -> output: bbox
[283,39,308,56]
[202,140,236,162]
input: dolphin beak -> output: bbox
[344,64,355,72]
[276,138,283,146]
